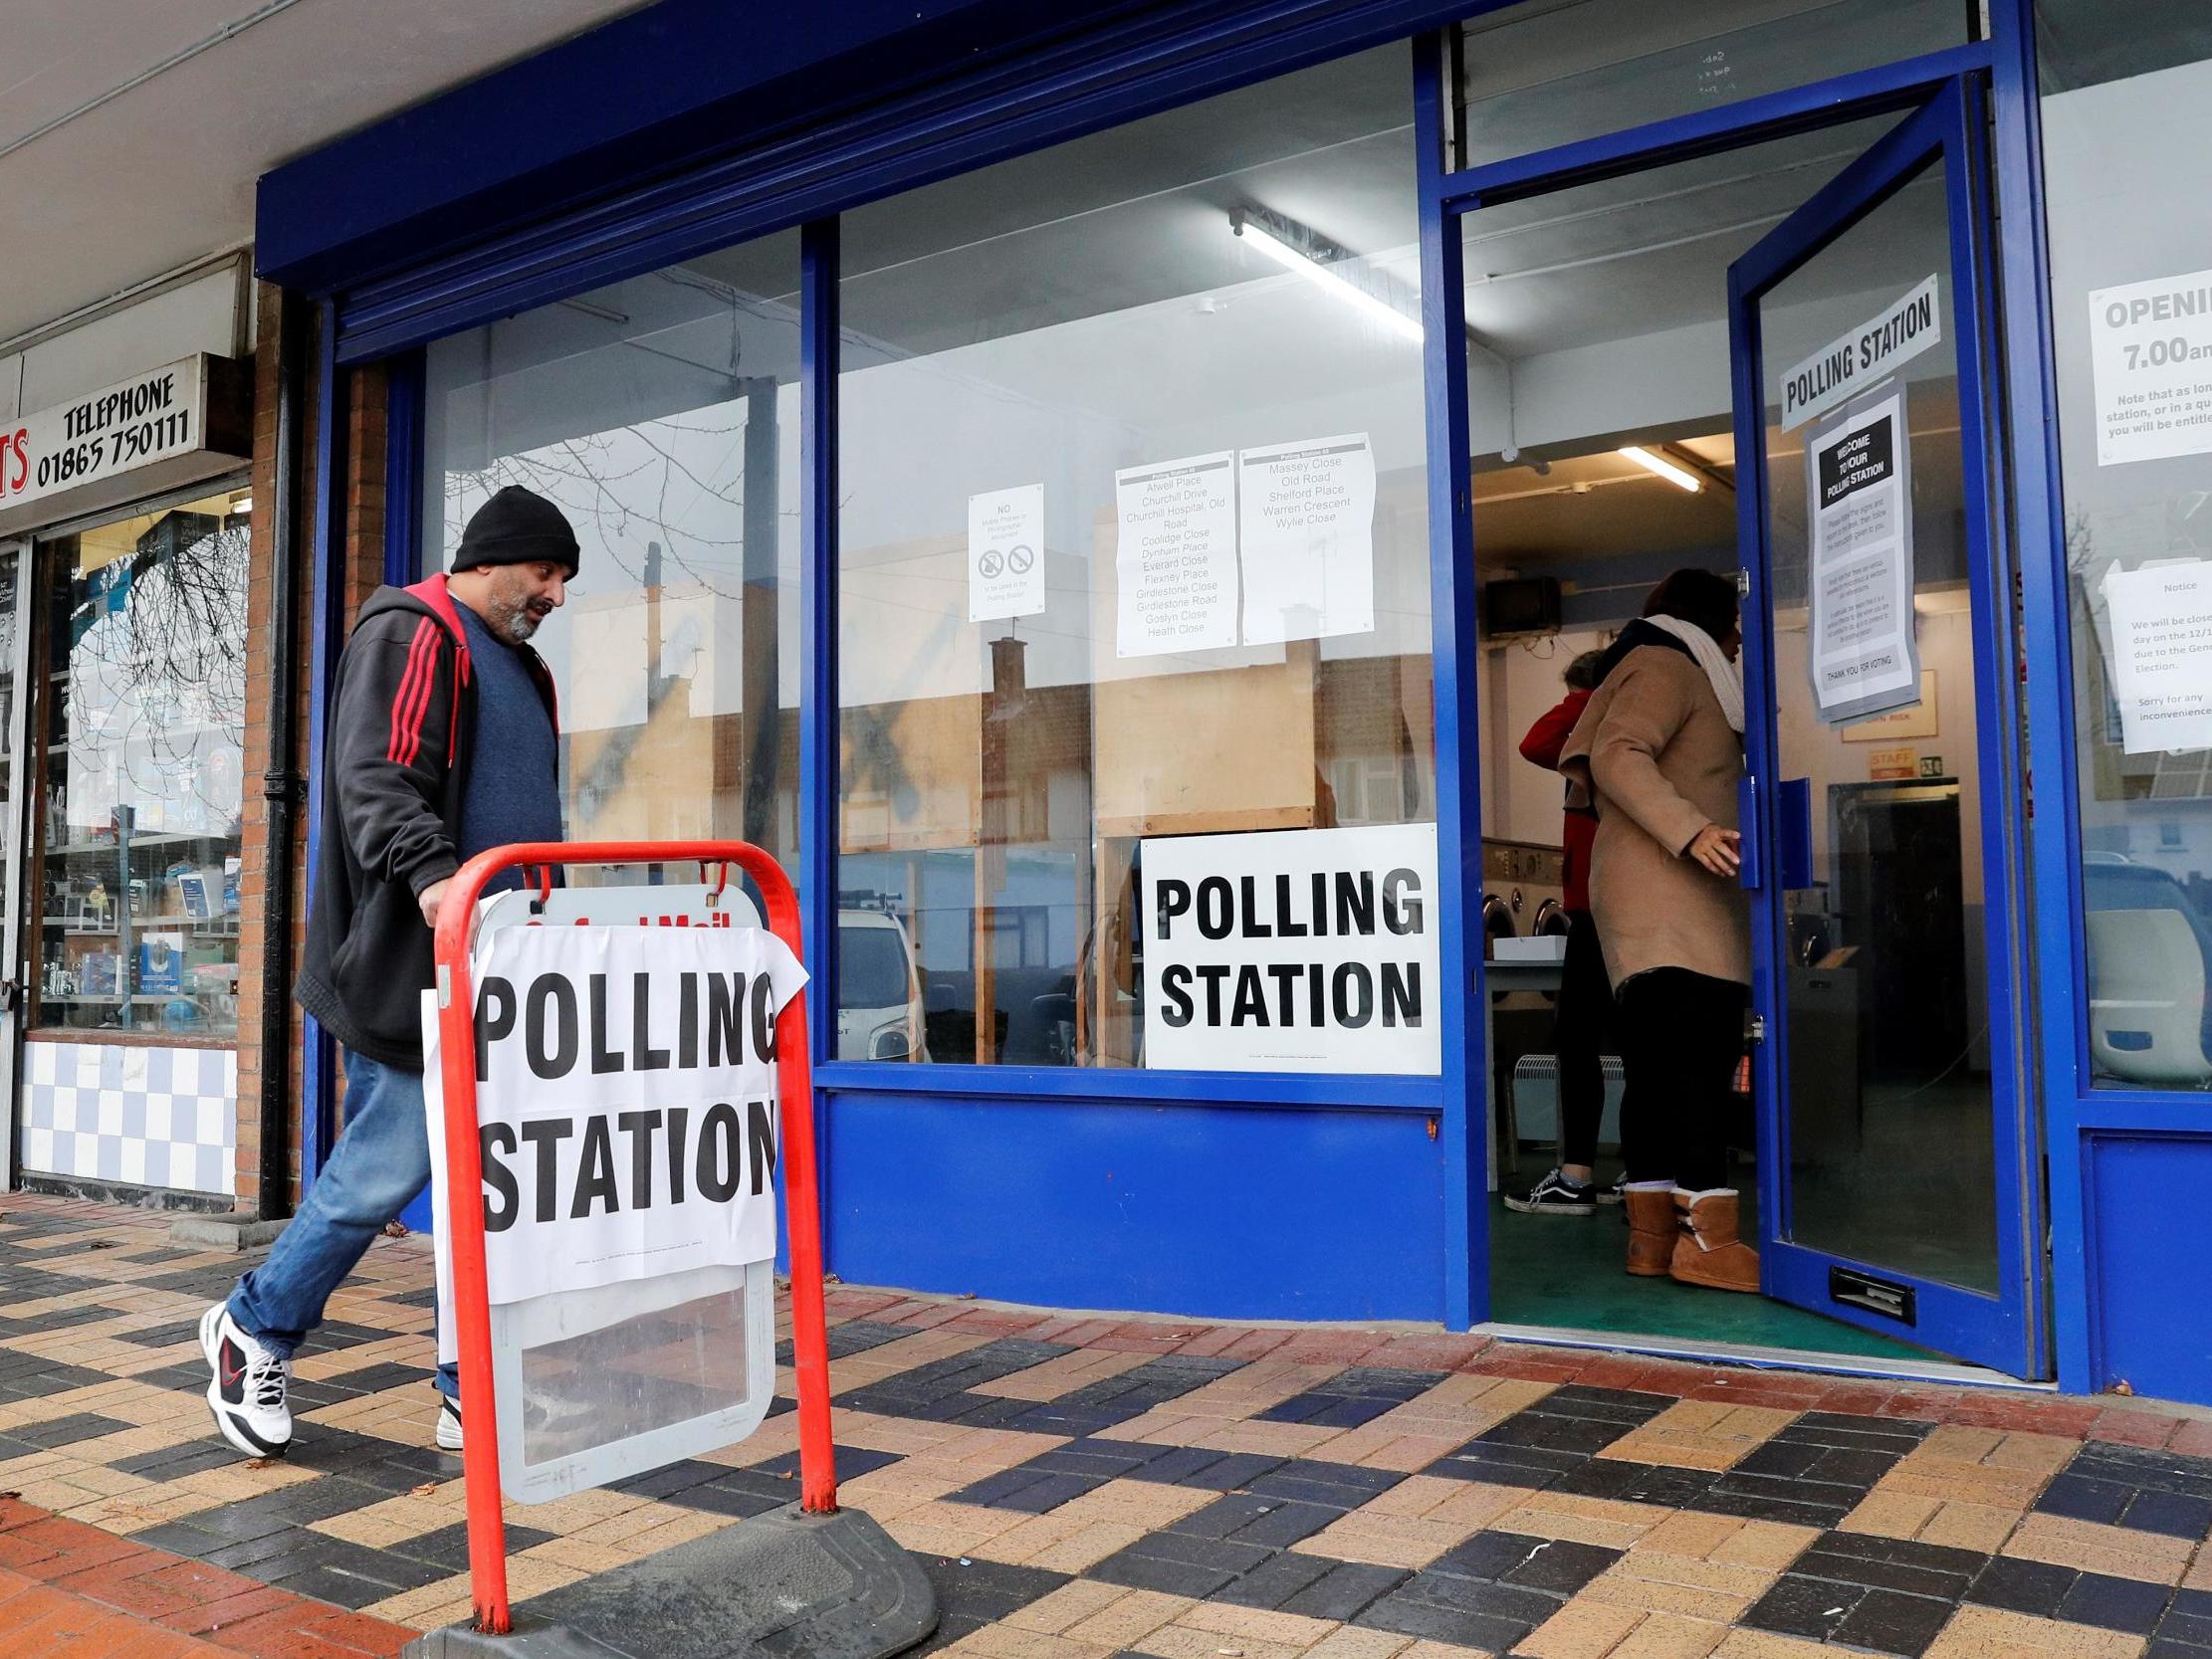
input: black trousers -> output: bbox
[1618,967,1748,1192]
[1551,910,1613,1168]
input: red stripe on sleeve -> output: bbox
[387,620,438,766]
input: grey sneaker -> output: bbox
[1504,1168,1598,1215]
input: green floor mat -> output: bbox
[1485,1172,1942,1363]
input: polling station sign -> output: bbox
[1779,275,1942,432]
[426,921,806,1317]
[1142,824,1439,1075]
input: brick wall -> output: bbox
[230,288,389,1216]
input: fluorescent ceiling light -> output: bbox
[1235,215,1423,344]
[1616,445,1701,493]
[229,495,253,516]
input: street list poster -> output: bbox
[967,483,1046,622]
[2088,268,2212,466]
[1238,434,1377,645]
[2101,560,2212,751]
[1805,392,1920,722]
[1115,452,1238,656]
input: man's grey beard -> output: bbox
[486,591,542,643]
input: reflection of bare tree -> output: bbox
[445,412,792,602]
[443,383,794,858]
[68,518,248,826]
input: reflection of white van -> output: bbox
[837,910,928,1062]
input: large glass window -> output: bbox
[422,233,801,881]
[2039,4,2212,1089]
[32,490,250,1040]
[836,46,1435,1068]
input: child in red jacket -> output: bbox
[1507,650,1619,1215]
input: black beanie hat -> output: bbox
[452,486,580,576]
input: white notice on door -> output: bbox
[2088,270,2212,466]
[1237,434,1377,645]
[1115,452,1238,656]
[1778,275,1941,432]
[2101,560,2212,752]
[1806,394,1919,721]
[968,484,1046,622]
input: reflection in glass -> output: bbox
[2040,2,2212,1090]
[836,46,1435,1067]
[422,235,802,890]
[1450,0,1969,173]
[34,492,250,1039]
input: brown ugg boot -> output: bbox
[1625,1187,1676,1277]
[1669,1189,1760,1293]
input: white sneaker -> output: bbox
[200,1303,293,1458]
[436,1393,463,1452]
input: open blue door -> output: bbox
[1727,81,2043,1376]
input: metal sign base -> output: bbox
[402,1506,937,1659]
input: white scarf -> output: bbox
[1644,614,1745,734]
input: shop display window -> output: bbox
[835,45,1436,1068]
[2039,2,2212,1091]
[31,490,250,1040]
[421,233,802,889]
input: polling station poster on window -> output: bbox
[1805,392,1921,724]
[1141,823,1439,1075]
[968,483,1046,622]
[1238,434,1377,645]
[2087,269,2212,466]
[2101,560,2212,752]
[1115,452,1239,656]
[423,922,805,1359]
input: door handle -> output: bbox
[1736,775,1761,889]
[1778,777,1813,890]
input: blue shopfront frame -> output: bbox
[263,0,2204,1395]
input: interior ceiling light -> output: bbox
[229,495,253,516]
[1232,207,1423,343]
[1616,445,1702,493]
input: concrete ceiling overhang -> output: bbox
[0,0,659,347]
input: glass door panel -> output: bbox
[1755,171,1998,1293]
[1730,84,2038,1370]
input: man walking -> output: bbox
[201,485,576,1459]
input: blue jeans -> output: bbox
[229,1050,459,1400]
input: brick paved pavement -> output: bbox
[0,1191,2205,1659]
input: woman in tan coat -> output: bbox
[1560,569,1759,1294]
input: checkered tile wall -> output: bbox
[18,1040,236,1195]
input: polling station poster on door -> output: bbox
[1804,391,1921,725]
[423,921,806,1361]
[1141,823,1439,1075]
